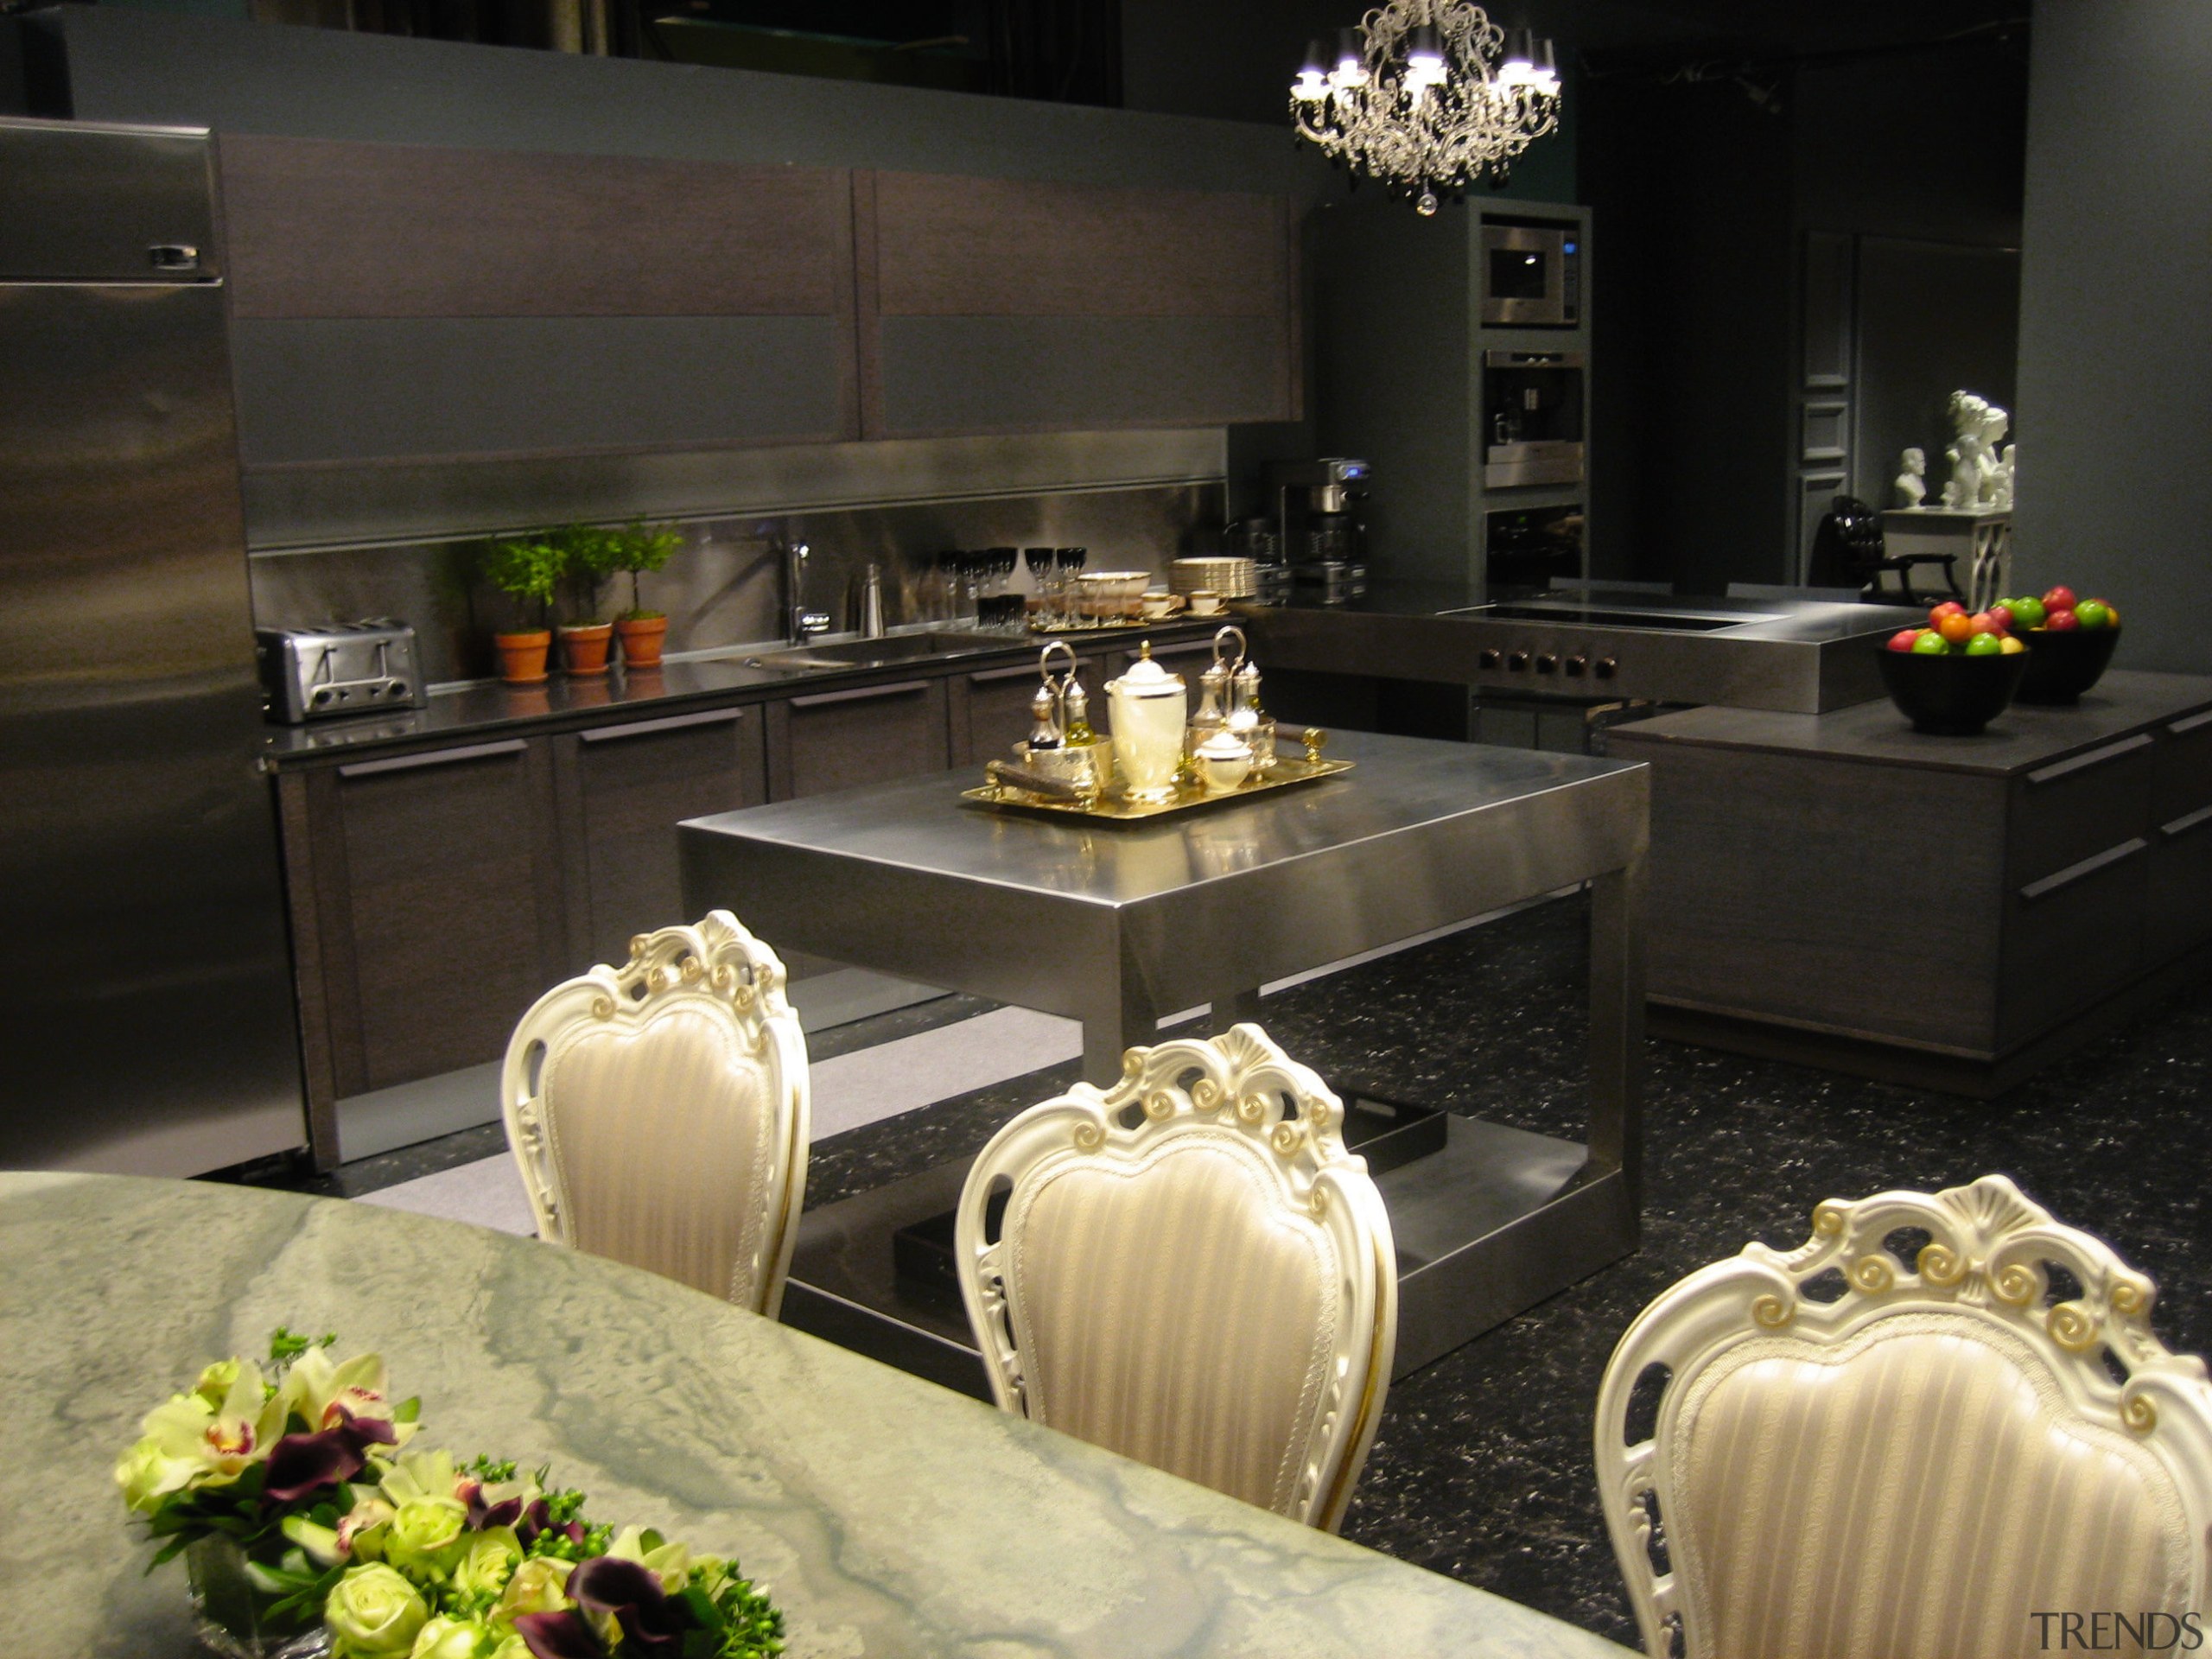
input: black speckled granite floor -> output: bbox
[241,895,2212,1649]
[804,892,2212,1649]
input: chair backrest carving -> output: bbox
[503,911,808,1319]
[1595,1174,2212,1659]
[955,1023,1395,1532]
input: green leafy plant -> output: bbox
[608,521,684,621]
[480,535,565,634]
[554,524,625,628]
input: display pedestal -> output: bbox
[1882,508,2012,609]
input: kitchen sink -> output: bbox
[740,632,1014,673]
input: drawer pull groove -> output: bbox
[969,660,1086,686]
[339,738,526,777]
[2160,804,2212,841]
[2018,836,2148,902]
[580,707,746,743]
[2024,733,2153,787]
[790,679,930,709]
[2167,707,2212,736]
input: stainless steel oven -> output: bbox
[1481,221,1580,327]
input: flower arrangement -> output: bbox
[117,1329,785,1659]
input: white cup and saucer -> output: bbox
[1187,590,1224,616]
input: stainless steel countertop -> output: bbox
[682,728,1641,909]
[1246,582,1921,714]
[257,621,1216,766]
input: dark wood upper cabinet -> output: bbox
[856,169,1301,439]
[217,137,858,464]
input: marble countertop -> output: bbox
[0,1173,1630,1658]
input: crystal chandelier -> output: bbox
[1291,2,1561,215]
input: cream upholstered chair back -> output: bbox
[502,912,808,1319]
[954,1023,1395,1532]
[1595,1174,2212,1659]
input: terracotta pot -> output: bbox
[493,629,552,684]
[614,613,669,669]
[559,622,614,677]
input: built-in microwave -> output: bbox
[1481,222,1580,328]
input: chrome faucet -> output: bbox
[783,540,830,645]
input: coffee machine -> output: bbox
[1269,457,1371,602]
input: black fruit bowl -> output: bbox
[2015,626,2120,703]
[1877,646,2029,735]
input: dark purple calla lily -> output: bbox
[515,1498,584,1553]
[512,1611,605,1659]
[262,1412,397,1503]
[568,1556,685,1653]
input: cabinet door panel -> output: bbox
[219,137,858,461]
[331,741,565,1094]
[569,709,767,965]
[777,679,950,799]
[861,169,1296,437]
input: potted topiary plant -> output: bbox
[480,533,563,683]
[609,520,683,670]
[554,524,622,677]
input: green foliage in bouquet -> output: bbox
[118,1329,785,1659]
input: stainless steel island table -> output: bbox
[681,730,1649,1381]
[0,1172,1632,1659]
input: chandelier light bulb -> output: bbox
[1293,37,1330,99]
[1498,27,1535,86]
[1530,36,1559,93]
[1330,27,1369,89]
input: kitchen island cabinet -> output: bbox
[1605,670,2212,1095]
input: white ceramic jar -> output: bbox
[1106,641,1189,801]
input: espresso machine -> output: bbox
[1269,458,1370,602]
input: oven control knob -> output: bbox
[1535,652,1559,675]
[1565,654,1588,678]
[1594,656,1618,680]
[1507,650,1531,672]
[1478,648,1501,671]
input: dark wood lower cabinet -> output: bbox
[294,738,567,1103]
[770,677,950,798]
[1607,671,2212,1095]
[556,705,769,969]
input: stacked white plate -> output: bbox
[1169,556,1257,598]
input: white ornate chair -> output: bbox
[1595,1174,2212,1659]
[953,1023,1396,1532]
[502,912,809,1319]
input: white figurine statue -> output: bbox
[1941,390,2009,512]
[1988,442,2016,512]
[1894,446,1928,509]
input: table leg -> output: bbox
[1211,986,1263,1035]
[1586,854,1647,1205]
[1079,970,1162,1087]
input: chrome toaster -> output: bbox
[256,620,425,723]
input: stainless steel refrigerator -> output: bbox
[0,115,306,1174]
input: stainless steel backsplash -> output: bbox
[248,481,1228,685]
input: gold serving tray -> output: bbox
[961,754,1354,823]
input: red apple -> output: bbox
[2043,584,2078,613]
[2044,607,2082,631]
[1971,609,2010,635]
[1929,601,1967,625]
[1887,628,1921,652]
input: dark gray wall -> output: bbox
[2016,0,2209,673]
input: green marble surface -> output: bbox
[0,1173,1630,1657]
